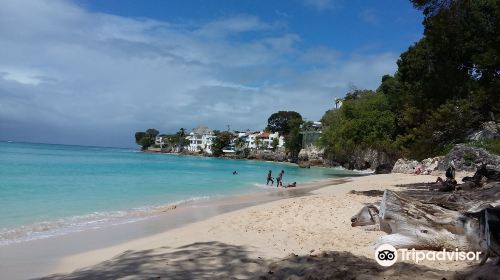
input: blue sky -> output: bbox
[0,0,423,147]
[82,0,422,53]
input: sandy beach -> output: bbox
[15,172,493,279]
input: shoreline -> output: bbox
[141,148,333,168]
[0,168,349,247]
[1,143,357,247]
[42,173,485,279]
[5,172,483,279]
[0,177,347,280]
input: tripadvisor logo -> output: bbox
[374,244,482,267]
[375,244,397,266]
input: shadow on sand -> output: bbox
[35,241,480,280]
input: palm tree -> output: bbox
[254,137,262,150]
[234,138,245,151]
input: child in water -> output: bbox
[266,170,274,185]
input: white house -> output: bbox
[155,136,166,146]
[244,131,284,150]
[186,126,216,154]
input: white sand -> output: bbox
[41,173,492,279]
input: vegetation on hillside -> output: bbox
[212,131,233,157]
[320,0,500,160]
[134,129,159,150]
[467,139,500,156]
[266,111,303,162]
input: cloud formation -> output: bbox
[0,0,397,147]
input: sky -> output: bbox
[0,0,424,148]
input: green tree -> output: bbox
[284,117,304,162]
[271,137,279,151]
[212,131,233,157]
[320,90,397,161]
[175,128,189,149]
[234,137,246,151]
[134,131,154,150]
[135,132,146,144]
[266,111,303,135]
[254,137,262,150]
[146,128,159,139]
[137,135,154,150]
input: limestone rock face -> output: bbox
[246,150,288,162]
[438,144,500,172]
[391,157,442,174]
[421,157,441,171]
[349,148,394,173]
[391,159,419,174]
[297,146,326,166]
[468,121,500,141]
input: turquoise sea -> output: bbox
[0,141,355,245]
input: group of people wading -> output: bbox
[267,170,296,188]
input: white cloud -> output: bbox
[302,0,336,11]
[0,0,397,147]
[0,68,43,85]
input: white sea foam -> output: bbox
[252,182,275,189]
[0,196,210,246]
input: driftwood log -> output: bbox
[377,190,483,251]
[351,186,500,265]
[420,182,500,213]
[351,190,484,251]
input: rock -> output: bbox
[438,144,500,172]
[392,157,442,174]
[246,150,288,162]
[297,146,326,166]
[375,163,393,174]
[468,121,500,141]
[391,159,419,174]
[349,148,394,172]
[421,157,441,171]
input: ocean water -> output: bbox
[0,141,355,245]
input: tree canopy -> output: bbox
[320,0,500,160]
[212,131,233,157]
[266,111,302,135]
[320,90,396,160]
[135,131,154,150]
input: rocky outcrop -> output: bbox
[246,149,288,162]
[468,121,500,141]
[438,144,500,172]
[297,146,326,167]
[391,159,419,174]
[348,148,394,173]
[392,157,442,174]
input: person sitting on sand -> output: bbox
[284,182,297,188]
[432,176,457,192]
[266,170,274,185]
[276,170,284,187]
[414,165,422,175]
[446,161,456,180]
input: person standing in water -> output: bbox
[266,170,274,185]
[276,170,284,187]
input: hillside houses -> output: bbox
[183,127,285,154]
[242,131,284,150]
[147,125,287,155]
[186,126,216,153]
